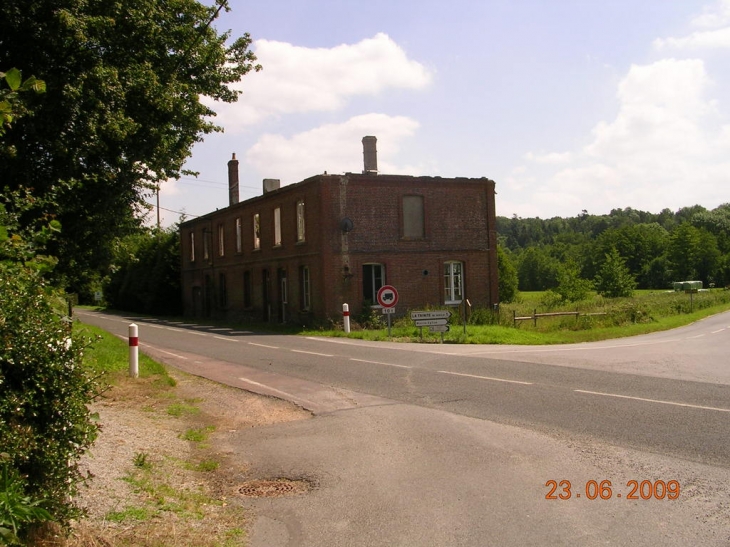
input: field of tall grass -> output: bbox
[303,289,730,344]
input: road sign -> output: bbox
[382,307,396,314]
[414,319,449,327]
[376,285,399,308]
[410,310,451,321]
[429,325,450,333]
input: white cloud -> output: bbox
[245,114,421,184]
[654,27,730,49]
[208,33,433,131]
[506,58,730,217]
[690,0,730,27]
[654,0,730,49]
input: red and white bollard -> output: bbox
[128,323,139,378]
[343,303,351,334]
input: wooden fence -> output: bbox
[513,310,607,327]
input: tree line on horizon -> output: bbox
[496,203,730,299]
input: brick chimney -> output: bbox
[362,136,377,175]
[228,153,239,206]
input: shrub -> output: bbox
[0,264,100,535]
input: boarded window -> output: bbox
[403,195,425,238]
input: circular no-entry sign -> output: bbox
[376,285,399,308]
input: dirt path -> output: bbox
[69,368,310,547]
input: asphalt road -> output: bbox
[78,309,730,467]
[76,309,730,546]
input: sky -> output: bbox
[150,0,730,227]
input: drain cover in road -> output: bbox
[238,478,311,498]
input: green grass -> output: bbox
[180,426,215,444]
[302,289,730,345]
[76,322,174,384]
[166,402,202,417]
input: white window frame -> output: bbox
[218,224,225,257]
[296,200,306,242]
[235,217,242,253]
[444,261,464,304]
[363,263,385,304]
[253,213,260,250]
[274,207,282,246]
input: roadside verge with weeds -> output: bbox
[63,322,310,547]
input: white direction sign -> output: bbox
[414,319,449,327]
[429,325,450,333]
[410,310,451,321]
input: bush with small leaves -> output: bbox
[0,264,101,536]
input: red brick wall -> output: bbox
[180,173,499,322]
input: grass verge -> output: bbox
[67,321,250,547]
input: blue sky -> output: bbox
[152,0,730,226]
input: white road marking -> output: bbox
[164,327,185,332]
[574,390,730,413]
[350,358,411,369]
[437,370,533,385]
[147,347,188,360]
[688,334,706,339]
[237,378,317,407]
[291,350,334,357]
[249,342,279,349]
[711,329,725,334]
[213,336,239,342]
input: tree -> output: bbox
[551,260,592,303]
[105,227,182,315]
[668,223,720,285]
[0,0,260,298]
[594,247,637,298]
[497,245,519,303]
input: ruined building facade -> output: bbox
[180,137,499,323]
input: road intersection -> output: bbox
[77,309,730,546]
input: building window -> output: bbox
[296,200,306,242]
[235,217,242,253]
[203,230,210,261]
[219,273,227,308]
[363,263,385,304]
[253,213,260,250]
[243,270,252,308]
[218,224,225,256]
[300,266,310,311]
[274,207,281,246]
[190,232,195,262]
[444,261,463,304]
[402,195,425,239]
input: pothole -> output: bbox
[238,478,312,498]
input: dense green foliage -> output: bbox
[105,227,182,315]
[497,204,730,293]
[497,245,519,303]
[1,0,260,299]
[0,262,100,536]
[594,248,636,298]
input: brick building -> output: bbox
[179,137,499,324]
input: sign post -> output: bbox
[377,285,399,337]
[410,310,451,342]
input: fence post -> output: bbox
[534,308,537,328]
[343,303,351,334]
[128,323,139,378]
